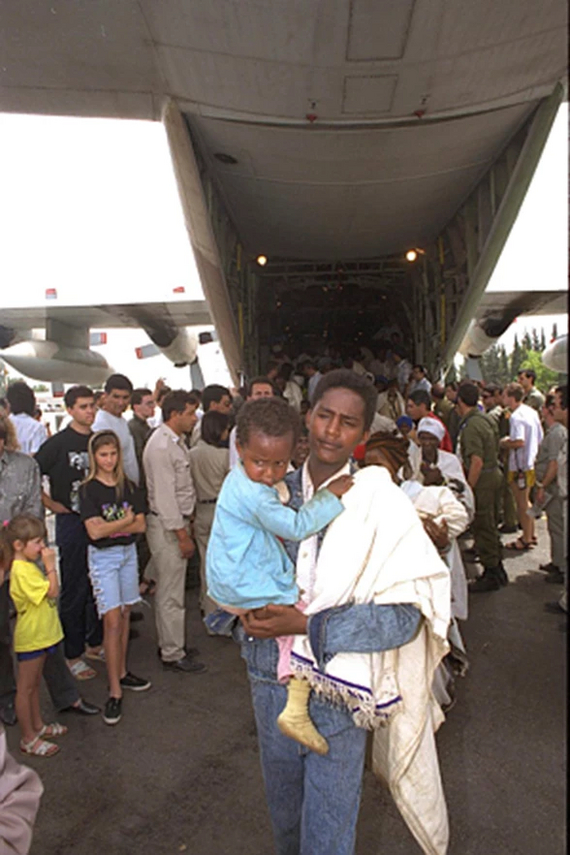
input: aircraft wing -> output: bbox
[0,300,211,332]
[459,289,567,357]
[476,290,567,332]
[0,299,212,384]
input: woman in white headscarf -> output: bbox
[415,418,474,514]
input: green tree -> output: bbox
[480,343,512,386]
[522,330,532,351]
[531,327,541,351]
[510,333,524,379]
[551,322,558,341]
[518,349,559,392]
[499,345,510,384]
[539,328,546,351]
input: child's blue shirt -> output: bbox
[206,463,344,609]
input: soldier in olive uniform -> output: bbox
[482,383,518,533]
[517,369,545,414]
[456,383,508,592]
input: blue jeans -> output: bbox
[87,543,140,617]
[250,677,367,855]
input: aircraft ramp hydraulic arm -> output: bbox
[413,81,565,376]
[162,101,244,385]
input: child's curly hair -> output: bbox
[236,397,300,448]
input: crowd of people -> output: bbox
[0,341,567,854]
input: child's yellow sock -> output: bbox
[277,677,329,755]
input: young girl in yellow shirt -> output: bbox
[5,514,67,757]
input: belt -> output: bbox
[197,499,217,505]
[150,511,192,519]
[481,466,499,473]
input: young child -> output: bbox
[206,397,353,755]
[79,430,150,726]
[4,514,67,758]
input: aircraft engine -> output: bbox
[156,327,198,367]
[0,340,112,384]
[541,335,567,373]
[457,320,502,358]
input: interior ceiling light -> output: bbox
[256,255,268,266]
[214,152,238,164]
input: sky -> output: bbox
[0,103,567,385]
[484,101,568,350]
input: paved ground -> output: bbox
[4,518,566,855]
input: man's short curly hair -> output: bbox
[311,369,377,431]
[236,397,300,448]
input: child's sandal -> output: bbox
[38,722,68,739]
[20,736,60,757]
[68,659,97,680]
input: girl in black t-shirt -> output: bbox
[80,430,151,726]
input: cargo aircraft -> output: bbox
[0,1,567,384]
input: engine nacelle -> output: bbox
[541,335,567,373]
[458,321,498,358]
[0,340,112,384]
[154,328,198,367]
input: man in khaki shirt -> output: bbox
[143,391,206,673]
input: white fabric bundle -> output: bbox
[401,480,470,621]
[291,466,450,724]
[290,465,451,854]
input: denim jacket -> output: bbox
[237,464,422,683]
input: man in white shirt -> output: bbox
[391,347,413,395]
[92,374,139,485]
[407,365,432,397]
[7,381,47,454]
[500,382,543,550]
[299,359,322,404]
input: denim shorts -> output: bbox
[16,644,59,662]
[87,543,140,617]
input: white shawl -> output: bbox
[290,465,451,855]
[400,480,470,621]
